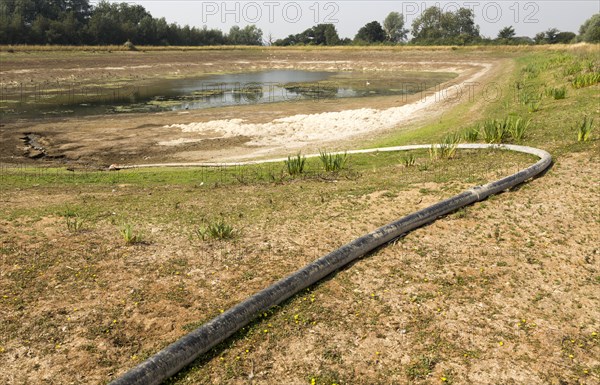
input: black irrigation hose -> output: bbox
[109,144,551,385]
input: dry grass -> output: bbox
[1,43,596,53]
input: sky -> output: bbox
[105,1,600,40]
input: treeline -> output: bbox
[0,0,262,45]
[275,8,599,46]
[1,1,598,46]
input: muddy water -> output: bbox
[0,70,455,119]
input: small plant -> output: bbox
[402,153,416,167]
[522,63,539,78]
[547,86,566,100]
[120,224,143,244]
[463,125,479,142]
[562,63,582,76]
[507,116,530,141]
[527,100,541,113]
[430,133,460,160]
[407,355,438,380]
[65,215,85,233]
[319,151,348,172]
[572,73,600,89]
[519,91,542,107]
[481,119,509,143]
[196,220,236,240]
[285,153,306,176]
[577,116,594,142]
[584,59,597,72]
[481,116,530,143]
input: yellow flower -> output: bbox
[441,377,448,382]
[498,341,504,346]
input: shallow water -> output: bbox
[0,70,455,119]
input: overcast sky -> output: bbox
[106,1,599,40]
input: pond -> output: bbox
[0,70,456,119]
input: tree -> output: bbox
[228,25,262,45]
[66,0,92,23]
[354,21,386,44]
[317,23,340,45]
[383,12,408,42]
[411,6,480,45]
[87,2,124,44]
[497,26,515,40]
[534,28,575,44]
[0,0,252,46]
[323,24,340,45]
[555,31,576,44]
[544,28,560,44]
[512,36,533,45]
[533,32,546,44]
[455,8,479,37]
[273,24,339,46]
[579,14,600,43]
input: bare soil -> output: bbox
[1,47,598,385]
[0,148,598,385]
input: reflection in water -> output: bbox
[0,70,455,119]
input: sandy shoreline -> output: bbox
[162,63,492,161]
[0,49,503,166]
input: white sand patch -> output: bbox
[158,138,205,146]
[164,63,492,152]
[3,69,33,74]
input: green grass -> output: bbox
[546,86,567,100]
[285,153,306,176]
[480,118,510,143]
[507,116,530,141]
[430,133,460,160]
[462,126,479,142]
[319,151,348,172]
[406,355,438,380]
[370,48,598,159]
[195,220,237,240]
[571,73,600,89]
[65,214,85,233]
[563,63,582,76]
[577,116,594,142]
[119,223,143,245]
[402,153,417,167]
